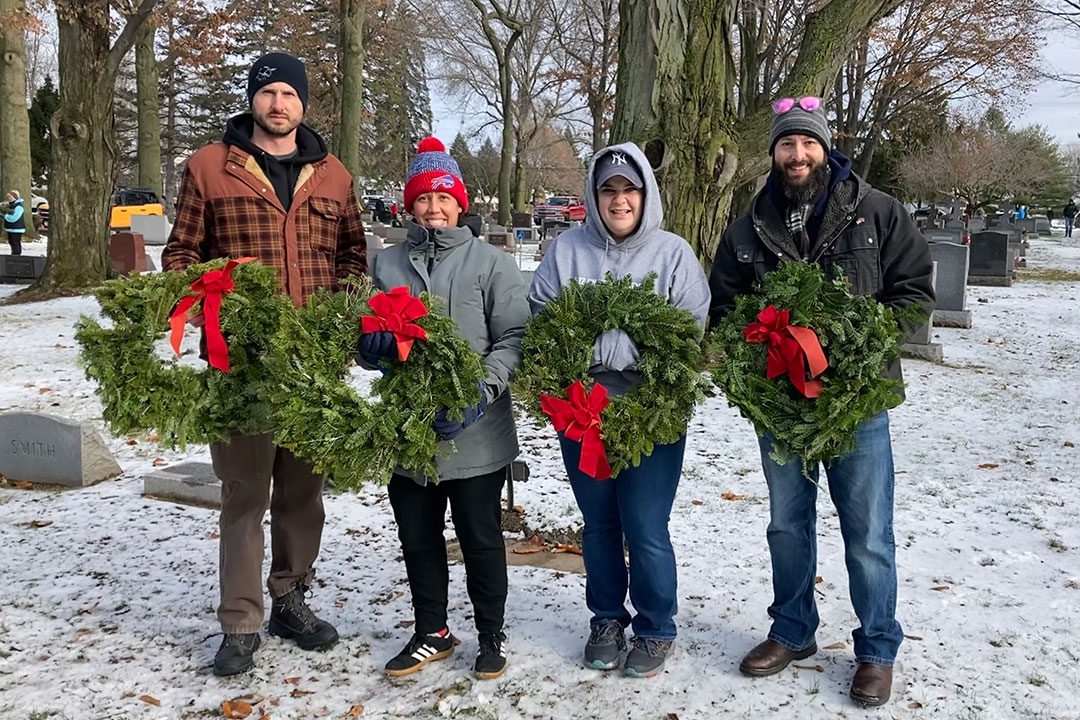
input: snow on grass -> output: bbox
[0,236,1077,719]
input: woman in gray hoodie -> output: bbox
[528,143,710,678]
[359,137,530,681]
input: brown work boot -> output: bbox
[850,663,893,706]
[738,639,817,677]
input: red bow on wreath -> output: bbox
[540,381,612,480]
[169,257,255,373]
[744,305,828,398]
[361,286,429,361]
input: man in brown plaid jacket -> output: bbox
[162,52,366,677]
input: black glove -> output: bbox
[433,383,490,440]
[357,330,397,366]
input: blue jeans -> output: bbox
[757,412,902,665]
[560,434,685,640]
[1066,216,1074,237]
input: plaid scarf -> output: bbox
[785,204,812,258]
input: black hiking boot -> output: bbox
[268,585,339,651]
[213,633,261,677]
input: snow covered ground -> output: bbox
[0,236,1078,719]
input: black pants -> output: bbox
[388,469,507,635]
[6,232,21,255]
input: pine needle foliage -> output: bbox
[709,262,907,471]
[263,280,486,491]
[516,274,709,477]
[75,259,292,447]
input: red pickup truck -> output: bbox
[533,195,586,224]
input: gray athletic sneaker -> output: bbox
[584,620,627,670]
[624,636,673,678]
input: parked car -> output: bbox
[533,195,586,225]
[110,187,164,230]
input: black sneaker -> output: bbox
[624,636,673,678]
[474,631,508,680]
[584,620,627,670]
[268,586,339,651]
[213,633,261,677]
[384,629,459,677]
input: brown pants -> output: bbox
[211,433,325,633]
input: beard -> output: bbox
[253,108,301,137]
[773,157,831,207]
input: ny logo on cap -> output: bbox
[609,152,628,166]
[256,66,277,81]
[431,174,455,190]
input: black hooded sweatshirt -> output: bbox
[223,113,328,211]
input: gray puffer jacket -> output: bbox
[368,222,530,484]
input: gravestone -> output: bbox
[968,231,1012,286]
[511,212,533,229]
[929,242,972,328]
[365,233,384,252]
[1033,215,1051,236]
[0,255,46,284]
[385,227,408,244]
[130,214,171,245]
[144,254,157,271]
[488,224,507,234]
[1016,218,1037,234]
[900,262,943,362]
[109,232,147,275]
[0,412,121,487]
[143,461,221,507]
[370,222,388,238]
[967,217,986,233]
[360,212,373,224]
[487,231,511,248]
[515,227,535,245]
[923,228,963,244]
[944,219,965,231]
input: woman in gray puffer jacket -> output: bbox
[358,137,529,681]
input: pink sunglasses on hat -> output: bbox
[772,96,822,114]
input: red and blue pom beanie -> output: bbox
[404,137,469,214]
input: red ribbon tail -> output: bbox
[579,427,612,480]
[396,338,415,361]
[203,293,229,373]
[785,326,828,398]
[169,295,198,357]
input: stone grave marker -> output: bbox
[370,222,388,238]
[945,219,965,231]
[900,261,943,362]
[923,227,963,244]
[365,233,384,252]
[385,226,408,244]
[1034,215,1051,236]
[511,212,533,229]
[929,242,972,328]
[515,227,535,245]
[1016,218,1037,234]
[487,231,511,248]
[0,255,46,284]
[109,232,148,275]
[0,412,121,487]
[143,461,221,507]
[968,231,1012,286]
[130,214,171,245]
[967,217,986,233]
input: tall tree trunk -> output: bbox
[0,0,37,239]
[613,0,904,265]
[135,17,162,197]
[33,0,156,294]
[161,17,177,218]
[337,0,364,180]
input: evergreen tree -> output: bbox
[28,75,60,187]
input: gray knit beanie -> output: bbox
[769,102,832,155]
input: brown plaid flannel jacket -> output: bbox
[162,142,367,306]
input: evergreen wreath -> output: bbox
[516,274,709,478]
[76,259,292,447]
[709,262,908,470]
[262,280,487,491]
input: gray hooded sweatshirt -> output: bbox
[369,222,530,484]
[528,142,711,392]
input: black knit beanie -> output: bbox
[247,52,309,111]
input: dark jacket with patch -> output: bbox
[708,151,935,395]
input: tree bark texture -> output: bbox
[337,0,365,181]
[135,17,162,197]
[1,0,37,239]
